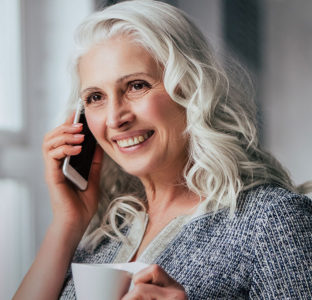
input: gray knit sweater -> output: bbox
[60,184,312,299]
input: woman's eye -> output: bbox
[132,83,145,90]
[128,81,151,92]
[86,93,103,104]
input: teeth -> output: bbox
[116,132,152,148]
[128,138,134,146]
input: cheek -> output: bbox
[85,111,106,140]
[137,93,178,124]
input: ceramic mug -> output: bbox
[71,262,149,300]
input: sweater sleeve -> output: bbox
[249,193,312,299]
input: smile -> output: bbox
[115,131,154,148]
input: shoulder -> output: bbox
[235,184,312,258]
[241,185,312,297]
[237,184,312,224]
[240,184,312,266]
[184,184,311,236]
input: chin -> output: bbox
[122,167,151,178]
[120,161,157,178]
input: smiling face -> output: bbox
[78,36,188,180]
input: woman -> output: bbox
[14,1,312,299]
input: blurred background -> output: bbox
[1,0,311,298]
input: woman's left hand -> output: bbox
[122,264,188,300]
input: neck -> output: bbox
[140,170,199,217]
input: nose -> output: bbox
[105,94,134,129]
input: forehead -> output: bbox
[78,36,161,87]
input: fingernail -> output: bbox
[73,123,83,128]
[73,134,84,139]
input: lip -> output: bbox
[111,130,153,142]
[112,130,155,153]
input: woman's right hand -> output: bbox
[13,114,103,300]
[42,113,103,238]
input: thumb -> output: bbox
[87,144,104,189]
[92,144,104,165]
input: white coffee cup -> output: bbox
[71,262,149,300]
[72,263,132,300]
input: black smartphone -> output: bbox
[62,100,97,190]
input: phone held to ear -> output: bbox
[62,100,97,190]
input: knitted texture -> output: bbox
[60,185,312,299]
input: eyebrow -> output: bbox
[116,72,154,83]
[80,72,154,96]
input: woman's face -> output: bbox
[78,36,187,179]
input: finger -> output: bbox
[44,123,83,143]
[122,283,166,300]
[48,145,82,160]
[44,114,76,141]
[45,133,85,151]
[133,264,174,287]
[122,283,187,300]
[65,111,76,124]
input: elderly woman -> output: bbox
[15,1,312,299]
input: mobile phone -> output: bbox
[62,100,97,190]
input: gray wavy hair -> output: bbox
[66,0,311,250]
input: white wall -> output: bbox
[19,0,92,247]
[262,0,312,185]
[1,1,92,299]
[178,0,223,52]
